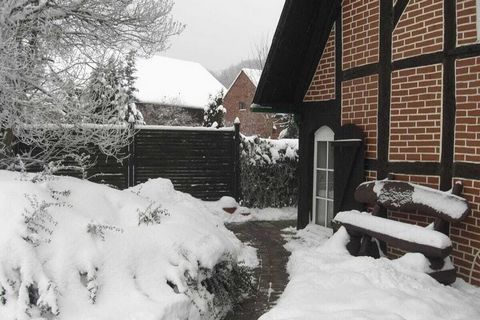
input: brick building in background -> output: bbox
[134,56,225,126]
[224,69,278,138]
[252,0,480,285]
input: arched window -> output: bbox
[312,126,334,227]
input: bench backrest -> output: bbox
[354,180,470,223]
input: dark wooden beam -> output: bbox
[448,43,480,59]
[392,52,443,71]
[341,63,379,81]
[377,1,393,179]
[393,0,410,28]
[440,0,456,191]
[454,162,480,181]
[387,162,441,176]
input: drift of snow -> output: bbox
[0,171,256,320]
[334,210,452,249]
[134,56,225,109]
[223,207,297,224]
[202,196,296,223]
[259,225,480,320]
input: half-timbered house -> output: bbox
[253,0,480,285]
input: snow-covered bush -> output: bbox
[203,90,226,128]
[240,135,299,208]
[0,171,256,320]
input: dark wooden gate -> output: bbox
[131,125,240,201]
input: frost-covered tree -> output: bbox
[0,0,183,170]
[86,52,144,124]
[203,90,226,128]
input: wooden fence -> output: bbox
[129,125,241,200]
[19,124,241,201]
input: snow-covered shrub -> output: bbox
[203,90,226,128]
[185,260,255,319]
[137,203,170,226]
[240,135,299,208]
[0,171,256,320]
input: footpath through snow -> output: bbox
[259,225,480,320]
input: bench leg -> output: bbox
[428,268,456,285]
[358,235,380,258]
[346,234,362,256]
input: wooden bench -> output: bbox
[333,177,471,285]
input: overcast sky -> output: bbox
[163,0,285,72]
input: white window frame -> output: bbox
[312,126,334,227]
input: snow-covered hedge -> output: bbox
[0,171,257,320]
[240,136,299,208]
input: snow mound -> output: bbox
[259,225,480,320]
[0,171,255,320]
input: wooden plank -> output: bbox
[340,222,452,259]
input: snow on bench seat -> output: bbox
[334,210,453,258]
[355,181,470,222]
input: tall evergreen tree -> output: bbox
[203,90,226,128]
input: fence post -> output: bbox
[127,121,135,188]
[233,118,242,202]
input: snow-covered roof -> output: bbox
[134,56,225,110]
[242,68,262,87]
[225,68,263,96]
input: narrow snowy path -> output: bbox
[225,220,296,320]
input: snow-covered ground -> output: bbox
[222,207,297,224]
[260,225,480,320]
[0,171,257,320]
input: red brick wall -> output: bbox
[390,64,443,162]
[318,0,480,285]
[341,75,378,159]
[392,0,443,61]
[342,0,379,70]
[223,72,277,138]
[455,57,480,163]
[450,178,480,285]
[457,0,478,46]
[454,57,480,285]
[304,26,336,102]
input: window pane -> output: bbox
[327,201,334,227]
[316,142,327,168]
[316,170,327,197]
[316,199,326,226]
[327,171,334,199]
[328,142,334,169]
